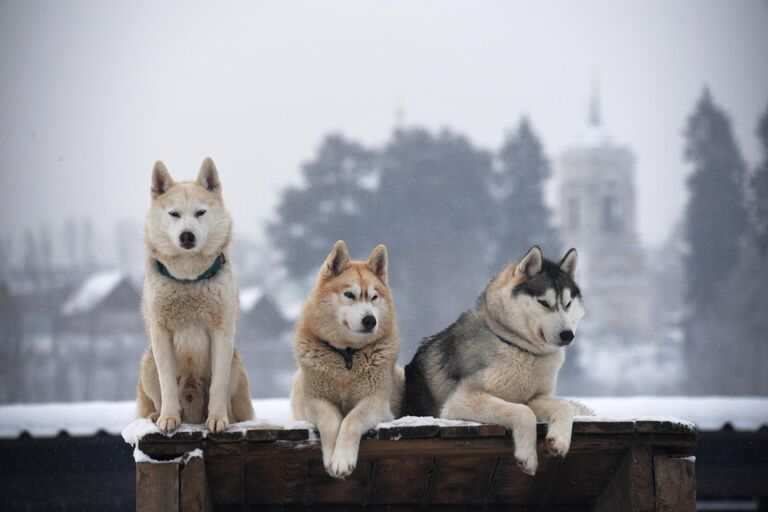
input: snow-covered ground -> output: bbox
[1,396,766,439]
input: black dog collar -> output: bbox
[322,341,359,370]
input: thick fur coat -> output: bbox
[290,241,404,479]
[136,158,254,433]
[403,246,587,475]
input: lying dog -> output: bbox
[290,241,404,478]
[403,246,587,475]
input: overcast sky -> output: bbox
[1,0,767,260]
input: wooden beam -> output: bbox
[136,462,179,512]
[180,457,209,512]
[593,445,654,512]
[654,456,695,512]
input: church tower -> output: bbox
[558,80,651,334]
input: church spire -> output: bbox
[589,71,601,127]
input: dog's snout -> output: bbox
[362,315,377,332]
[179,231,196,249]
[559,330,575,345]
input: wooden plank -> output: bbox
[654,456,695,512]
[136,462,179,512]
[593,445,655,512]
[206,431,244,443]
[428,457,498,505]
[180,456,209,512]
[439,424,507,439]
[305,459,372,504]
[206,459,245,504]
[246,429,280,442]
[142,431,205,443]
[378,425,441,440]
[365,457,434,505]
[636,419,696,435]
[245,458,306,504]
[572,421,636,434]
[205,435,630,460]
[278,429,311,441]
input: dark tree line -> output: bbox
[269,121,560,357]
[683,89,768,394]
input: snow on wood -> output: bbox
[1,396,766,439]
[133,446,203,464]
[378,416,481,429]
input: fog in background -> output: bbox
[1,0,767,402]
[2,0,767,250]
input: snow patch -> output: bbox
[133,447,204,464]
[3,396,768,440]
[377,416,481,429]
[575,415,696,430]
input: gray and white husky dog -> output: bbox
[402,246,587,476]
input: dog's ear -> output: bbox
[367,244,388,284]
[321,240,351,279]
[515,246,543,278]
[559,248,578,279]
[151,161,173,197]
[196,157,221,193]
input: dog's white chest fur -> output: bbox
[173,325,212,377]
[491,348,564,403]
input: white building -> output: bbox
[558,85,651,335]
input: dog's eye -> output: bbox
[565,301,572,309]
[371,295,379,301]
[344,292,355,300]
[195,209,207,218]
[169,211,180,218]
[537,299,550,309]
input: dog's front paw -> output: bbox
[322,445,334,470]
[327,446,357,479]
[546,433,570,457]
[157,414,180,433]
[147,412,159,422]
[546,421,572,457]
[515,447,538,476]
[205,415,230,433]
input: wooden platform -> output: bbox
[136,420,697,511]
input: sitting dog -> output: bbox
[136,158,254,433]
[290,241,404,478]
[403,246,587,475]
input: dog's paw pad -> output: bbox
[157,414,180,433]
[546,435,570,457]
[205,416,230,433]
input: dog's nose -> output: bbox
[559,330,575,345]
[361,315,377,332]
[179,231,196,249]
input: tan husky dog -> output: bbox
[290,241,404,479]
[136,158,254,433]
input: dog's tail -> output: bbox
[568,399,595,416]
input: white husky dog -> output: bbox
[136,158,254,433]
